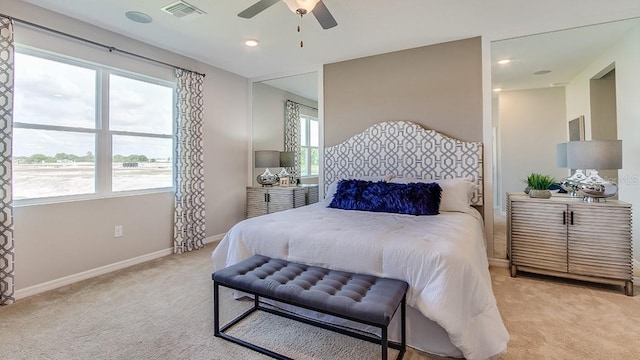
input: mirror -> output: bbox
[251,72,319,186]
[491,17,640,259]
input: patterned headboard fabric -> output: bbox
[324,121,484,206]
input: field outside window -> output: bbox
[12,49,175,202]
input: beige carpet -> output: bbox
[1,243,639,359]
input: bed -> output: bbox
[212,121,509,360]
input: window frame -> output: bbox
[299,115,319,178]
[12,46,176,205]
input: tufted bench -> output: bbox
[213,255,408,360]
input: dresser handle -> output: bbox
[570,211,574,225]
[563,211,566,225]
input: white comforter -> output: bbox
[211,203,509,360]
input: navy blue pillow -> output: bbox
[328,179,441,215]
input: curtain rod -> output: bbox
[289,100,318,111]
[1,13,206,78]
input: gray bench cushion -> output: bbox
[213,255,408,326]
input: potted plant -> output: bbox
[525,173,556,199]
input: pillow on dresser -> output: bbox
[391,177,477,213]
[328,179,441,215]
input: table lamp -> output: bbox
[566,140,622,202]
[255,150,280,186]
[556,142,587,197]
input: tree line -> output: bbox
[15,152,163,164]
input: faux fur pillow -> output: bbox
[328,179,441,215]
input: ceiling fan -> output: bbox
[238,0,338,30]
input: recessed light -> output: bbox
[497,59,511,65]
[125,11,153,24]
[245,39,259,47]
[493,88,503,92]
[534,70,551,75]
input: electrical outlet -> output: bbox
[114,225,123,238]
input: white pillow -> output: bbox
[391,177,478,213]
[323,174,395,204]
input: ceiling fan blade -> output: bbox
[238,0,280,18]
[311,1,337,29]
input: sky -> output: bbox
[13,52,174,159]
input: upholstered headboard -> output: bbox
[324,121,484,206]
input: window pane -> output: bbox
[112,135,173,192]
[299,148,309,177]
[109,75,173,134]
[310,119,319,147]
[14,53,96,128]
[300,118,307,146]
[310,147,319,175]
[13,129,95,199]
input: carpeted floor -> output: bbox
[1,243,639,359]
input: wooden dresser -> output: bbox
[507,192,633,295]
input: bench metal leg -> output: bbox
[382,325,388,360]
[401,294,406,354]
[214,281,407,360]
[213,281,220,336]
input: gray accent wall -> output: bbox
[323,37,483,147]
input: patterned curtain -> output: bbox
[173,69,205,254]
[284,100,301,183]
[0,16,15,305]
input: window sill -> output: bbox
[13,188,175,208]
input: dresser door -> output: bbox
[267,188,295,213]
[568,203,632,280]
[510,200,568,273]
[247,187,268,218]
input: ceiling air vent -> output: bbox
[161,1,206,20]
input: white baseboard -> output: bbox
[15,247,173,300]
[15,233,227,301]
[489,258,509,268]
[205,233,225,245]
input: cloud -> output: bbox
[13,53,175,159]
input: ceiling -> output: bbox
[19,0,640,83]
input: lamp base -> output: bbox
[560,170,587,198]
[576,170,618,202]
[257,168,278,187]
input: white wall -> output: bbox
[497,87,567,212]
[565,25,640,262]
[2,0,249,290]
[251,82,317,186]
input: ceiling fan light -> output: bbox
[283,0,320,14]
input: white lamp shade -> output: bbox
[255,150,280,168]
[566,140,622,170]
[283,0,320,13]
[556,143,567,168]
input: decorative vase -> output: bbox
[529,189,552,199]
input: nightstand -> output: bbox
[246,186,306,218]
[507,192,633,295]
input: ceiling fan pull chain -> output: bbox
[298,13,304,47]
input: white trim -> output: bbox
[205,233,225,245]
[633,258,640,277]
[15,247,173,300]
[14,234,226,300]
[488,258,509,268]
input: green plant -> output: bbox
[525,173,556,190]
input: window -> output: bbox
[13,48,175,202]
[299,116,319,177]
